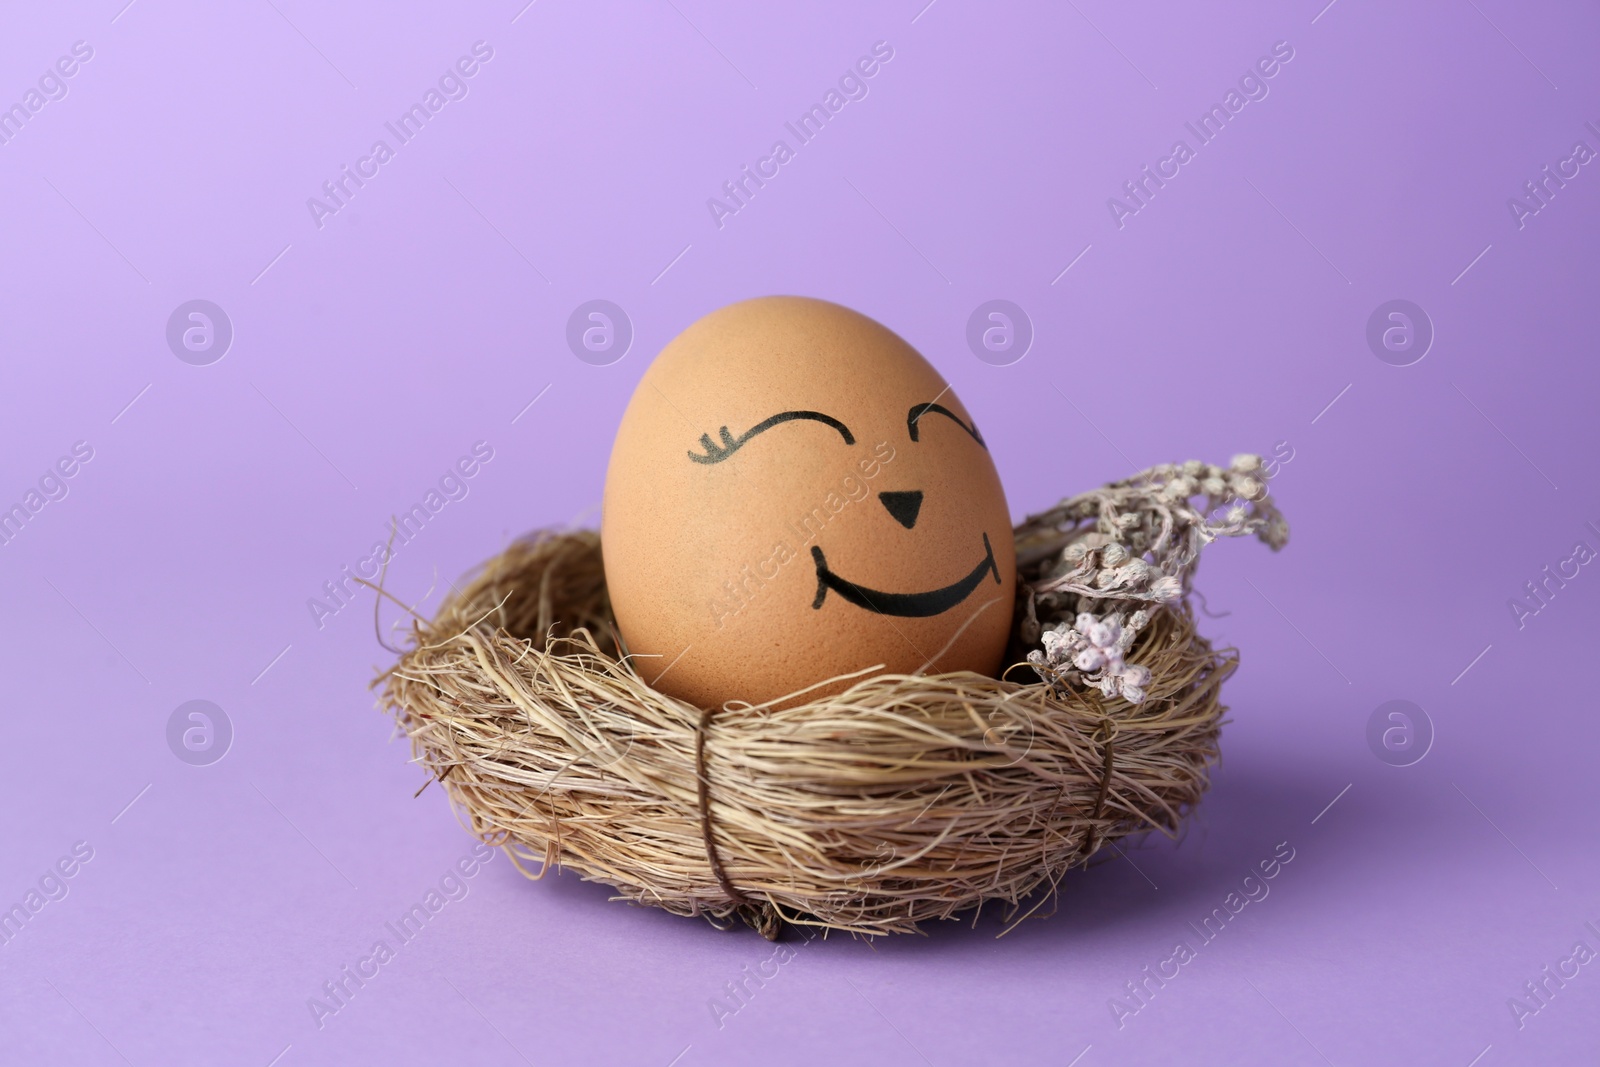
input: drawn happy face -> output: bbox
[602,296,1016,710]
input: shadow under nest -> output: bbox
[374,525,1236,940]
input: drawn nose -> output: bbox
[878,490,924,530]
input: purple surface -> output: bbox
[1,1,1597,1064]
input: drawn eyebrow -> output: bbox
[906,402,986,448]
[688,410,855,464]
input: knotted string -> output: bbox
[1082,722,1118,861]
[696,706,781,940]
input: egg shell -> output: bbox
[602,296,1016,710]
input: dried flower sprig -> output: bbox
[1015,455,1288,697]
[1029,609,1153,701]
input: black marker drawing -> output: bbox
[907,402,986,448]
[688,410,854,464]
[810,532,999,617]
[878,490,923,529]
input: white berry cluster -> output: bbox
[1028,610,1153,703]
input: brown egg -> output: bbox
[602,296,1016,710]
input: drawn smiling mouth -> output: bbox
[811,532,1000,617]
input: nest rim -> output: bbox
[376,527,1234,939]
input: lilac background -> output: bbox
[2,1,1597,1064]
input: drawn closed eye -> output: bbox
[688,410,855,464]
[906,402,986,448]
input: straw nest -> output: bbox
[376,458,1285,938]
